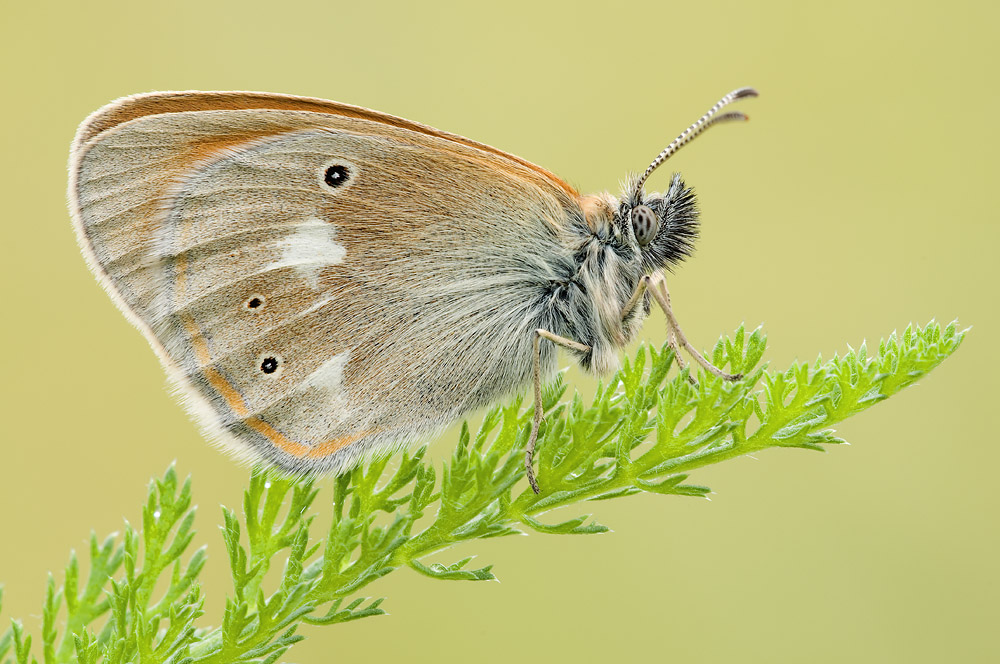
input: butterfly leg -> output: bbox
[621,274,692,380]
[527,329,591,494]
[645,277,743,382]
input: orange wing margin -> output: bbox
[73,90,579,199]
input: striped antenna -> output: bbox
[631,87,758,202]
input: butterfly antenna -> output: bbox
[631,87,758,201]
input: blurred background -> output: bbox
[1,0,996,662]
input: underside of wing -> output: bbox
[69,92,582,473]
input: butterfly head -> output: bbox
[613,86,758,274]
[617,173,699,274]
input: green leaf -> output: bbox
[522,514,610,535]
[409,558,496,581]
[2,320,963,664]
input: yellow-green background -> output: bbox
[1,1,995,662]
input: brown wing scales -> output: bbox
[70,93,581,474]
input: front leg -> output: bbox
[622,274,743,382]
[622,274,690,378]
[526,329,591,494]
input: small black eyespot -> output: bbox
[260,357,279,374]
[324,165,349,188]
[243,294,266,312]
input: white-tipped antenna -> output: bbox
[631,87,758,201]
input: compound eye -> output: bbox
[631,205,660,247]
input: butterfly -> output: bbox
[69,87,755,492]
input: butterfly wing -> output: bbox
[70,91,583,473]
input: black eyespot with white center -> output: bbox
[631,205,661,247]
[324,164,349,188]
[260,357,279,374]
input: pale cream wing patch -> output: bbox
[70,99,580,473]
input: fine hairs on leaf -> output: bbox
[0,321,964,664]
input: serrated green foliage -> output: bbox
[1,321,964,663]
[0,589,10,664]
